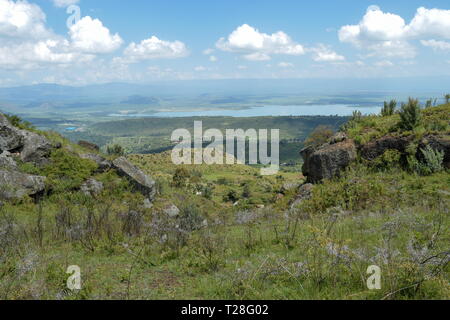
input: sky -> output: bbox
[0,0,450,86]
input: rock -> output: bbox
[330,132,347,145]
[0,170,46,200]
[281,182,301,193]
[143,198,153,209]
[290,183,314,209]
[418,134,450,169]
[0,151,17,170]
[112,157,156,200]
[301,140,357,183]
[80,154,112,172]
[78,140,100,151]
[0,113,24,152]
[164,204,180,218]
[80,178,104,196]
[360,135,414,161]
[19,130,53,165]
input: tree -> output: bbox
[445,94,450,104]
[304,125,334,148]
[399,98,422,131]
[106,144,125,156]
[381,100,397,116]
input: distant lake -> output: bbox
[109,104,382,118]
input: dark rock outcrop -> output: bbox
[360,135,414,161]
[418,135,450,169]
[301,138,357,183]
[112,157,156,200]
[78,140,100,151]
[0,113,24,152]
[0,170,46,200]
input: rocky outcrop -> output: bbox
[418,135,450,169]
[0,151,17,170]
[78,140,100,151]
[80,153,112,172]
[301,136,357,183]
[290,183,314,209]
[164,204,180,218]
[0,113,52,165]
[81,178,104,197]
[0,170,46,200]
[19,130,52,165]
[360,135,414,161]
[112,157,156,200]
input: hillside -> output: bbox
[0,103,449,300]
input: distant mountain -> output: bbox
[121,95,159,105]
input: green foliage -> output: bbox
[172,167,191,188]
[224,189,239,203]
[445,94,450,104]
[304,125,334,148]
[371,149,402,170]
[42,149,98,192]
[409,146,445,176]
[381,100,397,117]
[4,114,34,130]
[106,144,125,156]
[399,98,422,131]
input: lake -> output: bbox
[109,104,381,118]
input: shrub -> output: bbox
[445,94,450,104]
[408,146,444,176]
[224,190,239,203]
[399,98,422,131]
[371,149,402,170]
[172,167,191,188]
[106,144,125,156]
[381,100,397,117]
[304,125,334,148]
[179,205,204,232]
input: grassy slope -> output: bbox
[1,105,449,300]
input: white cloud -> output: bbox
[339,6,450,58]
[69,16,123,53]
[374,60,394,67]
[216,24,305,60]
[421,39,450,51]
[278,62,294,68]
[203,48,214,55]
[310,44,345,62]
[52,0,79,8]
[122,36,189,62]
[209,55,218,62]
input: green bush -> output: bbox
[408,145,444,176]
[304,125,334,148]
[399,98,422,131]
[106,144,125,156]
[371,149,402,170]
[445,94,450,104]
[381,100,397,117]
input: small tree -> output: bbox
[445,94,450,104]
[381,100,397,116]
[399,98,422,131]
[106,144,125,156]
[304,125,334,148]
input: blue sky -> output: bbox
[0,0,449,86]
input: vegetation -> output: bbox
[381,100,397,117]
[304,125,334,148]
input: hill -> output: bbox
[0,103,448,300]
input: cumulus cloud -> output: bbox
[52,0,79,8]
[0,0,122,70]
[216,24,305,60]
[421,39,450,51]
[310,44,345,62]
[121,36,188,63]
[278,62,294,68]
[339,6,450,58]
[69,16,123,53]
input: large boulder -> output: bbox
[418,135,450,169]
[81,178,104,197]
[19,130,53,165]
[0,113,24,152]
[301,139,357,183]
[0,151,17,170]
[360,135,414,161]
[0,170,46,200]
[112,157,156,200]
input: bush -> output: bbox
[106,144,125,156]
[172,167,191,188]
[399,98,422,131]
[371,149,402,170]
[304,125,334,148]
[408,145,444,176]
[381,100,397,117]
[445,94,450,104]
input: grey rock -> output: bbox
[19,130,53,165]
[112,157,156,200]
[164,204,180,218]
[80,153,112,172]
[360,135,414,161]
[143,198,153,209]
[330,132,347,145]
[301,140,357,183]
[0,170,46,200]
[80,178,104,196]
[78,140,99,151]
[290,183,314,209]
[0,151,17,170]
[0,113,24,152]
